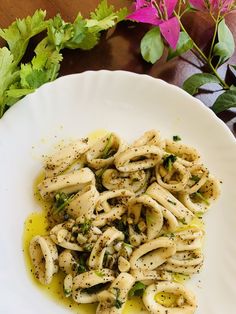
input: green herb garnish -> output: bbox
[113,288,123,309]
[163,154,177,171]
[190,175,200,182]
[0,2,128,117]
[79,219,92,235]
[101,134,114,159]
[128,282,146,297]
[94,270,104,277]
[194,192,210,206]
[54,192,74,214]
[173,135,181,141]
[179,218,187,225]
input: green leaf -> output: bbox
[87,0,127,32]
[0,47,19,116]
[0,10,47,64]
[90,0,115,20]
[67,29,100,50]
[6,88,34,99]
[47,14,74,50]
[20,64,50,89]
[230,85,236,91]
[141,27,164,64]
[168,32,193,60]
[163,154,177,171]
[212,89,236,113]
[128,282,146,297]
[213,19,235,65]
[183,73,221,95]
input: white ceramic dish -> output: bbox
[0,70,236,314]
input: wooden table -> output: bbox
[0,0,236,136]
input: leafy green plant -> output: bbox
[0,0,127,117]
[127,0,236,113]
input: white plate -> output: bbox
[0,70,236,314]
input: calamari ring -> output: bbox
[72,269,114,304]
[86,133,125,170]
[44,139,89,177]
[179,175,220,214]
[50,220,83,251]
[130,237,176,270]
[38,167,95,199]
[156,161,190,192]
[146,182,194,224]
[165,139,200,167]
[29,235,58,285]
[102,168,149,194]
[128,195,163,240]
[132,130,164,148]
[88,227,124,269]
[115,145,163,172]
[162,250,204,275]
[143,281,196,314]
[96,272,135,314]
[95,189,134,213]
[67,184,99,219]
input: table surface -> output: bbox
[0,0,236,136]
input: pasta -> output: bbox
[29,130,220,314]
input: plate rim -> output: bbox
[1,70,235,146]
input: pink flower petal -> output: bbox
[127,7,161,26]
[164,0,178,17]
[159,16,180,49]
[135,0,147,9]
[189,0,206,10]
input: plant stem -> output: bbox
[208,13,220,61]
[175,12,229,89]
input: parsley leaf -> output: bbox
[54,192,74,214]
[0,10,47,64]
[79,219,92,235]
[193,192,210,206]
[173,135,181,141]
[128,282,146,297]
[163,154,177,171]
[0,3,127,118]
[113,288,123,309]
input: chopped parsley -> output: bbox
[54,192,74,214]
[163,154,177,171]
[113,288,123,309]
[79,219,92,235]
[94,270,104,277]
[194,192,210,205]
[128,281,146,297]
[101,134,114,159]
[173,135,181,142]
[179,218,187,225]
[190,175,200,182]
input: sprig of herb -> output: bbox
[79,219,92,235]
[190,175,200,182]
[163,154,177,172]
[113,288,123,309]
[0,1,127,117]
[128,281,146,297]
[54,192,74,214]
[173,135,181,142]
[194,192,210,206]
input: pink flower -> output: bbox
[127,0,180,49]
[189,0,235,14]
